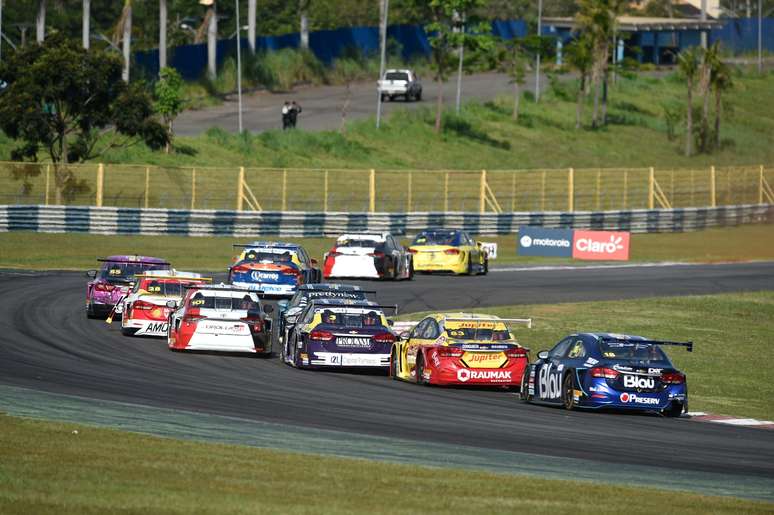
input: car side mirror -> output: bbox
[263,304,274,314]
[310,258,318,266]
[86,270,97,278]
[399,330,411,340]
[387,319,394,326]
[537,350,549,360]
[165,300,177,309]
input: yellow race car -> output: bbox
[408,229,489,275]
[390,313,531,387]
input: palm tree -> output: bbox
[678,46,702,157]
[565,34,594,129]
[299,0,310,50]
[113,0,133,82]
[710,56,733,150]
[248,0,256,53]
[83,0,90,49]
[36,0,46,43]
[159,0,167,70]
[206,2,217,79]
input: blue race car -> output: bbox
[228,241,322,298]
[521,333,692,417]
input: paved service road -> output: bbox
[175,71,544,136]
[1,261,774,496]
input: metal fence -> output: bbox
[1,162,772,213]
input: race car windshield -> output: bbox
[385,72,408,81]
[445,328,511,341]
[412,231,460,246]
[189,295,259,311]
[137,281,198,296]
[100,262,164,282]
[600,341,668,362]
[240,251,295,263]
[339,239,380,248]
[319,310,383,328]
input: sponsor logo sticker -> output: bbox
[456,369,512,382]
[623,375,655,389]
[619,392,659,405]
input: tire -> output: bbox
[663,402,684,418]
[121,326,138,337]
[520,368,532,402]
[390,349,401,380]
[407,258,414,281]
[562,372,577,411]
[416,91,422,101]
[466,253,474,275]
[86,303,98,319]
[415,354,426,385]
[380,94,387,102]
[482,257,489,275]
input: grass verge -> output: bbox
[401,291,774,421]
[0,414,771,514]
[0,224,772,271]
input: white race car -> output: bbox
[322,232,413,280]
[168,284,273,355]
[119,270,209,337]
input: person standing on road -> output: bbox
[281,101,291,130]
[289,101,302,129]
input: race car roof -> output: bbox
[98,255,170,265]
[234,241,301,250]
[589,333,693,352]
[298,283,366,292]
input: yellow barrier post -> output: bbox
[324,170,329,212]
[144,167,150,208]
[96,163,104,207]
[760,165,765,204]
[480,170,486,213]
[444,172,449,212]
[237,167,245,211]
[191,168,196,210]
[282,169,288,211]
[567,168,574,212]
[710,165,716,207]
[369,169,375,213]
[44,164,50,206]
[407,172,413,212]
[622,170,628,209]
[648,167,655,209]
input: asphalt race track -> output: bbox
[1,262,774,497]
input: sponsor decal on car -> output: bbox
[462,352,506,368]
[456,369,512,382]
[619,392,659,405]
[623,375,656,389]
[538,364,562,399]
[251,271,280,281]
[572,230,630,261]
[335,337,371,348]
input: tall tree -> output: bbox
[678,46,701,157]
[0,34,167,203]
[155,66,184,153]
[710,56,732,149]
[565,33,594,129]
[113,0,133,82]
[82,0,90,49]
[159,0,167,70]
[248,0,256,53]
[36,0,46,43]
[496,36,530,121]
[206,1,217,79]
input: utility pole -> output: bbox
[376,0,389,128]
[83,0,90,49]
[700,0,707,48]
[235,0,243,133]
[535,0,543,102]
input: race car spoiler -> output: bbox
[97,258,171,265]
[309,300,399,314]
[600,337,694,352]
[444,317,533,329]
[182,284,263,295]
[134,272,211,281]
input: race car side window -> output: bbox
[549,337,574,359]
[567,340,587,359]
[412,319,430,339]
[421,320,439,339]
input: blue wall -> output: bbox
[135,18,770,80]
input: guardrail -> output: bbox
[1,204,771,237]
[2,162,772,213]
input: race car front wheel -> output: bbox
[390,350,400,380]
[562,373,577,411]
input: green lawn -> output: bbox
[401,291,774,421]
[0,414,771,514]
[1,224,772,271]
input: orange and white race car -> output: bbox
[118,270,210,337]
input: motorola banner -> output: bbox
[517,226,574,257]
[517,226,631,261]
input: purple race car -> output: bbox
[86,256,170,319]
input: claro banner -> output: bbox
[517,226,574,257]
[517,226,630,261]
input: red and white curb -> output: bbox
[687,412,774,429]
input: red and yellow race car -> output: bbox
[390,313,531,388]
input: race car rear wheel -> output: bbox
[562,373,577,411]
[482,257,489,275]
[415,355,426,385]
[390,350,400,380]
[663,401,684,418]
[86,304,98,319]
[520,368,532,402]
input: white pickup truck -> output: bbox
[377,69,422,102]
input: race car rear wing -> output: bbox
[134,272,212,281]
[97,258,171,265]
[182,284,264,295]
[444,317,533,329]
[600,337,693,352]
[308,300,399,315]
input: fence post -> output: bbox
[567,168,574,212]
[369,169,376,213]
[191,168,196,210]
[96,163,104,207]
[44,164,50,206]
[760,165,765,204]
[237,167,245,211]
[710,165,716,207]
[282,169,288,211]
[444,172,449,212]
[144,167,150,208]
[324,170,329,212]
[480,170,486,213]
[648,167,655,209]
